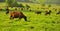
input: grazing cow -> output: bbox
[6,7,9,14]
[56,11,60,14]
[10,12,27,21]
[45,10,51,15]
[0,9,2,11]
[35,11,42,14]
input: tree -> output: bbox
[19,4,24,8]
[17,4,24,10]
[6,0,18,7]
[26,4,30,10]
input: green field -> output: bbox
[0,10,60,31]
[0,3,60,31]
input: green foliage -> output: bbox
[26,4,30,9]
[5,0,18,7]
[18,4,24,7]
[42,4,45,7]
[26,4,30,8]
[48,4,51,7]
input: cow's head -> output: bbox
[24,16,27,21]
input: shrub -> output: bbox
[6,0,18,7]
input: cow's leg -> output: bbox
[49,13,50,15]
[19,17,22,20]
[10,15,14,19]
[10,17,14,20]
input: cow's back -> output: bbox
[10,12,25,18]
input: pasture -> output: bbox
[0,3,60,31]
[0,10,60,31]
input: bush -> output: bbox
[26,4,30,9]
[18,4,24,8]
[48,4,51,7]
[6,0,18,7]
[42,4,45,6]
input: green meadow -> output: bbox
[0,3,60,31]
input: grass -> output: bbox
[0,2,60,31]
[0,11,60,31]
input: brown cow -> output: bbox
[0,9,2,11]
[10,12,27,21]
[56,11,60,14]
